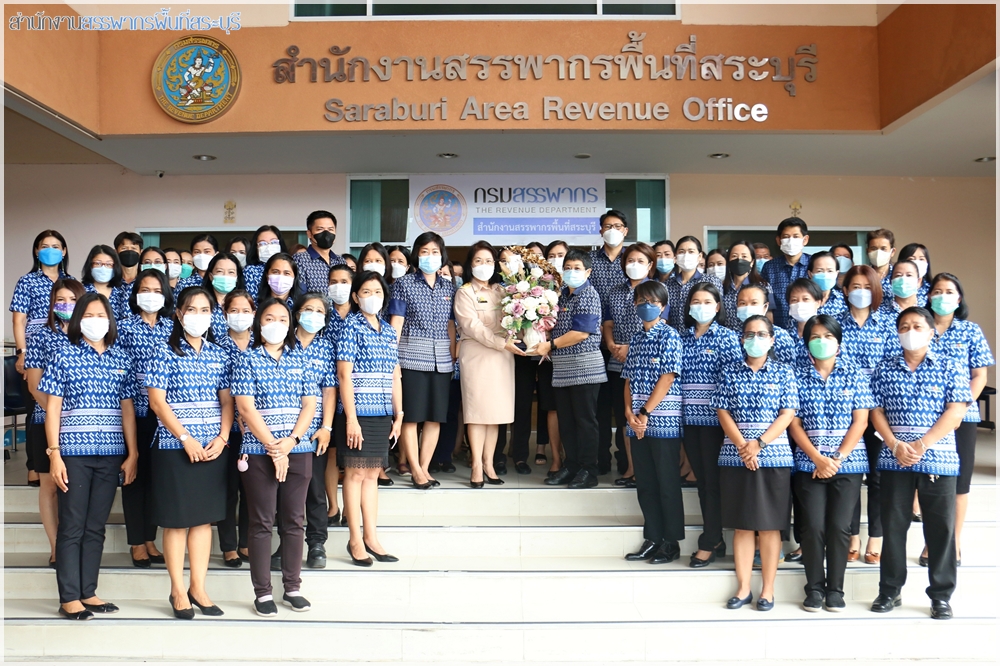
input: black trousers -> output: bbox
[632,437,685,543]
[851,425,884,538]
[554,383,602,477]
[305,450,329,548]
[217,430,249,553]
[22,375,36,472]
[121,413,158,546]
[683,425,725,551]
[434,379,463,464]
[597,359,627,472]
[794,472,863,596]
[607,370,629,471]
[879,471,957,602]
[56,455,123,603]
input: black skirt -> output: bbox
[337,415,392,469]
[401,368,450,423]
[26,422,50,474]
[720,465,792,532]
[152,446,227,528]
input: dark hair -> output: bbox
[252,298,297,350]
[342,253,357,268]
[257,252,303,303]
[891,259,919,280]
[807,250,837,273]
[223,289,255,313]
[545,240,569,258]
[67,292,117,347]
[225,236,250,254]
[737,283,770,310]
[741,314,775,359]
[653,239,675,254]
[329,263,356,284]
[139,247,168,268]
[350,270,390,314]
[248,225,288,265]
[163,247,182,258]
[684,282,726,328]
[31,230,70,273]
[777,217,808,236]
[842,265,884,311]
[386,245,411,266]
[706,248,726,264]
[866,228,895,249]
[359,243,391,275]
[200,252,246,296]
[633,279,669,306]
[306,210,337,231]
[928,272,968,320]
[752,242,770,253]
[724,239,767,294]
[897,306,935,331]
[803,314,843,346]
[128,268,174,317]
[526,242,546,257]
[168,287,215,355]
[898,243,932,285]
[113,231,143,251]
[564,248,592,270]
[463,241,501,285]
[45,278,86,332]
[830,243,853,259]
[675,235,703,255]
[599,209,629,228]
[620,242,656,279]
[190,233,219,253]
[293,291,330,334]
[81,245,123,288]
[787,277,823,303]
[411,232,449,267]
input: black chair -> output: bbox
[977,386,995,432]
[4,355,29,451]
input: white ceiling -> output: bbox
[7,70,996,178]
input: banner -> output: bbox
[407,174,606,247]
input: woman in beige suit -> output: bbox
[453,241,524,488]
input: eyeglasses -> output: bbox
[91,261,115,269]
[258,240,281,247]
[601,223,626,232]
[743,331,772,340]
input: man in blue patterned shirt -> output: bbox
[759,217,811,328]
[293,211,345,293]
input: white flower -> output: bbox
[521,296,539,310]
[530,266,543,278]
[501,316,515,329]
[524,309,538,321]
[516,280,530,293]
[544,290,559,306]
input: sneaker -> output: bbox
[282,594,312,612]
[254,598,278,617]
[824,591,846,612]
[802,591,823,612]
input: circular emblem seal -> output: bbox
[414,185,467,237]
[152,34,240,124]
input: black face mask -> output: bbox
[728,258,752,276]
[118,250,140,268]
[313,231,335,250]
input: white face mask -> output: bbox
[602,228,624,247]
[327,283,351,305]
[232,252,247,268]
[708,265,727,280]
[899,329,931,352]
[736,304,765,322]
[505,257,523,274]
[625,262,649,280]
[472,263,495,281]
[868,248,891,268]
[390,262,407,279]
[780,237,805,256]
[788,301,818,323]
[192,253,213,271]
[227,312,254,332]
[258,243,281,262]
[80,317,110,342]
[848,288,872,309]
[136,293,165,314]
[549,256,564,274]
[167,263,183,279]
[363,262,385,275]
[359,295,384,315]
[182,313,212,338]
[912,259,928,279]
[676,253,699,272]
[260,321,289,345]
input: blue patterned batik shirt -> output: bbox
[117,315,174,418]
[551,281,607,388]
[622,321,683,439]
[337,312,398,418]
[679,323,741,427]
[930,318,995,423]
[388,271,455,373]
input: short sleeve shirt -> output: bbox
[325,311,351,414]
[288,335,338,437]
[550,281,607,388]
[621,321,683,439]
[603,279,664,373]
[836,309,895,376]
[337,312,399,418]
[587,248,629,310]
[818,288,848,316]
[243,264,264,302]
[760,254,811,328]
[679,323,741,426]
[930,319,994,423]
[23,325,72,424]
[83,282,130,322]
[387,272,456,373]
[664,271,722,330]
[772,326,802,365]
[10,270,75,341]
[294,246,345,294]
[117,316,174,418]
[721,278,774,332]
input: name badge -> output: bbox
[703,349,714,355]
[925,386,943,396]
[842,389,854,397]
[288,368,304,376]
[650,357,660,365]
[766,383,780,390]
[209,363,224,370]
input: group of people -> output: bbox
[9,209,991,622]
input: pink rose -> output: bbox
[511,302,526,316]
[537,303,550,316]
[530,286,544,297]
[542,274,554,282]
[506,285,517,293]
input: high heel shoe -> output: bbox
[346,543,373,567]
[484,473,504,485]
[130,547,151,569]
[714,540,727,558]
[188,591,224,616]
[364,542,399,563]
[169,595,195,620]
[470,478,485,489]
[412,479,434,490]
[327,510,341,527]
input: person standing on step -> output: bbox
[294,210,346,293]
[174,234,219,295]
[759,217,811,329]
[80,245,130,322]
[113,231,144,293]
[325,264,357,521]
[664,236,722,331]
[865,228,896,298]
[244,225,289,302]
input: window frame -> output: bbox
[289,0,681,21]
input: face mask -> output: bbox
[708,265,727,280]
[179,264,194,279]
[258,243,280,262]
[80,318,110,342]
[312,230,335,250]
[689,303,718,324]
[811,272,838,292]
[736,304,764,322]
[563,269,587,289]
[418,255,442,275]
[868,248,891,268]
[193,253,213,271]
[899,329,931,352]
[363,262,385,275]
[636,303,662,323]
[549,257,564,274]
[38,247,64,266]
[232,252,247,268]
[912,259,928,280]
[212,275,237,294]
[847,288,873,309]
[676,253,699,272]
[789,301,818,323]
[298,311,326,334]
[118,250,140,268]
[625,262,649,280]
[327,283,351,305]
[261,321,289,345]
[390,262,407,279]
[755,258,768,273]
[808,337,839,360]
[53,302,75,321]
[836,256,853,273]
[602,228,624,247]
[440,275,453,282]
[359,295,384,315]
[268,274,296,295]
[728,258,751,276]
[141,263,166,274]
[743,336,772,358]
[504,257,523,275]
[227,312,254,332]
[472,264,495,281]
[656,258,674,274]
[891,276,918,299]
[182,313,212,337]
[780,237,805,256]
[167,263,183,279]
[136,293,165,314]
[454,276,463,288]
[930,293,960,316]
[91,266,114,284]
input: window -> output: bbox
[706,228,870,266]
[294,0,676,18]
[605,178,667,244]
[349,179,409,247]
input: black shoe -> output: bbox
[568,470,598,489]
[544,467,572,485]
[253,598,278,617]
[346,543,373,567]
[625,539,660,561]
[870,594,902,613]
[327,511,342,527]
[495,460,507,476]
[714,540,727,558]
[377,477,394,487]
[148,553,165,565]
[802,591,823,613]
[441,462,457,473]
[484,473,505,485]
[824,591,846,612]
[930,600,953,620]
[131,548,151,569]
[341,514,349,527]
[188,591,224,616]
[49,558,57,570]
[238,550,250,562]
[756,597,774,612]
[82,602,119,614]
[613,475,635,487]
[412,480,434,490]
[27,478,41,488]
[514,461,531,475]
[689,550,717,568]
[785,550,803,563]
[918,554,929,567]
[680,477,698,489]
[270,551,282,571]
[223,556,243,568]
[58,607,94,621]
[306,545,327,569]
[169,595,195,620]
[428,462,442,474]
[726,592,753,610]
[282,594,312,612]
[649,542,681,565]
[364,542,399,563]
[470,477,485,489]
[912,512,922,523]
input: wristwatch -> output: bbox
[757,438,768,449]
[829,451,844,461]
[638,406,650,417]
[179,434,189,443]
[15,348,24,356]
[292,434,302,445]
[322,425,333,432]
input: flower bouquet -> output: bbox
[498,246,562,353]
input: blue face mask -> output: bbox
[38,247,64,267]
[892,276,918,299]
[755,258,768,273]
[811,272,838,292]
[212,275,237,294]
[562,269,587,289]
[743,336,773,358]
[689,303,718,324]
[298,311,326,334]
[418,255,442,275]
[454,276,464,288]
[636,303,662,322]
[91,266,114,284]
[836,256,853,273]
[656,258,675,274]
